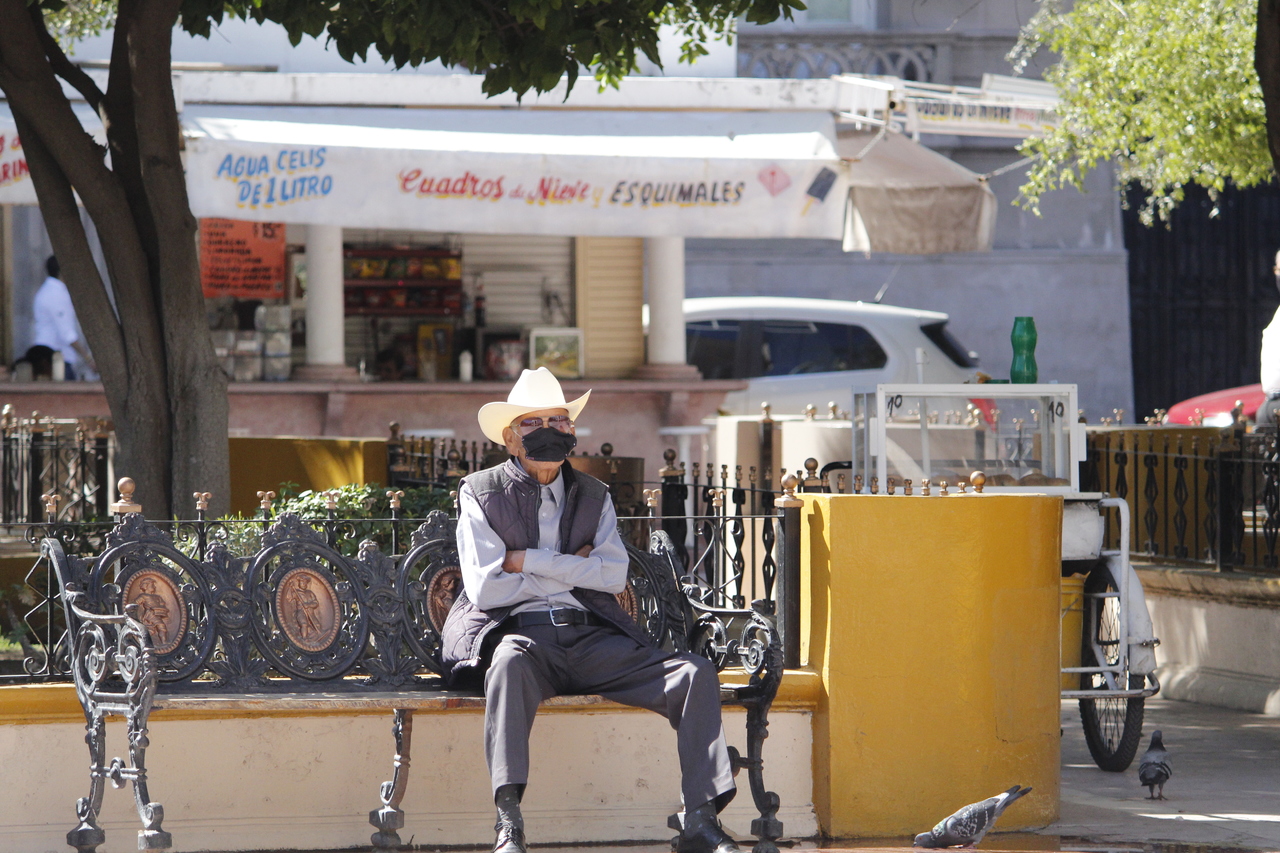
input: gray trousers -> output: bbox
[483,622,737,812]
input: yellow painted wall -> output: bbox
[802,493,1062,837]
[228,437,388,517]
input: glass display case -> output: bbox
[852,384,1086,494]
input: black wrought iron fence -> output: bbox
[1,463,804,685]
[0,407,114,524]
[1083,425,1280,574]
[385,424,502,489]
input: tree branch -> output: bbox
[104,0,161,290]
[0,0,164,351]
[1257,0,1280,176]
[11,110,127,377]
[26,3,105,114]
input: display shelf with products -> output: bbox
[852,383,1086,495]
[343,246,463,317]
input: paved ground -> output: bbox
[1036,696,1280,852]
[277,696,1280,853]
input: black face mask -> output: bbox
[520,427,577,462]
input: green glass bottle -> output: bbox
[1010,316,1038,383]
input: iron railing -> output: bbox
[0,408,115,524]
[1083,425,1280,574]
[385,424,502,489]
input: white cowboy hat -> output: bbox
[477,367,591,444]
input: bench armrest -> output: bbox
[61,589,160,723]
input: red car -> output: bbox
[1163,384,1266,426]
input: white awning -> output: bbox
[3,92,998,253]
[182,107,849,239]
[840,129,996,254]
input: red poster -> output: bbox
[199,218,286,299]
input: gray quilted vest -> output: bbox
[439,458,650,686]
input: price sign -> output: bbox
[199,218,286,299]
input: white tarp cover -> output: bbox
[840,129,996,254]
[182,107,849,239]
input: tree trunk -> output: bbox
[0,0,230,518]
[1257,0,1280,177]
[123,1,231,517]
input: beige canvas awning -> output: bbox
[839,129,996,254]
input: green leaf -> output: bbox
[1013,0,1271,222]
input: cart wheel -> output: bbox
[1078,564,1145,772]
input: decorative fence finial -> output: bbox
[111,478,142,515]
[324,490,340,511]
[775,475,802,508]
[257,490,276,513]
[193,492,212,512]
[660,448,682,478]
[41,492,61,519]
[387,490,404,510]
[803,458,821,491]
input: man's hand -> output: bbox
[503,544,590,573]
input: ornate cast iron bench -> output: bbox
[47,498,785,853]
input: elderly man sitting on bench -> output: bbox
[440,367,739,853]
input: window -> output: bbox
[921,321,979,368]
[686,320,741,379]
[757,321,887,376]
[793,0,877,27]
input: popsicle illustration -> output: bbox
[801,166,838,214]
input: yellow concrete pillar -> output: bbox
[802,493,1061,838]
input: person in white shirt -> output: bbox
[32,256,94,380]
[1260,255,1280,429]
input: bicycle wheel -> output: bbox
[1078,563,1145,772]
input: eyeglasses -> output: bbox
[516,415,574,434]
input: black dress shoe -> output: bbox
[493,818,527,853]
[678,806,741,853]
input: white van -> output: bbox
[682,296,980,416]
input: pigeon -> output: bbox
[1138,730,1172,799]
[913,785,1032,848]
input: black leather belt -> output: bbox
[510,608,602,629]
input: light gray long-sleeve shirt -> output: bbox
[457,469,629,614]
